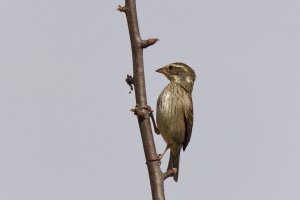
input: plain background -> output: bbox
[1,0,300,199]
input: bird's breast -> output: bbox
[156,83,187,145]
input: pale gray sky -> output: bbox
[1,0,300,200]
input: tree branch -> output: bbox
[163,168,177,181]
[118,1,165,200]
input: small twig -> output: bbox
[117,5,126,12]
[163,168,177,181]
[141,38,159,48]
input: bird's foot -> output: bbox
[130,105,150,119]
[131,105,160,135]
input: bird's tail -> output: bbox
[167,148,181,182]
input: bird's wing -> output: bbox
[182,94,193,151]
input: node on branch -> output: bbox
[117,5,126,12]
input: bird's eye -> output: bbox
[168,66,173,70]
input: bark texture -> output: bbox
[118,1,165,199]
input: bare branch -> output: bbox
[118,0,165,199]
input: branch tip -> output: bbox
[141,38,159,48]
[163,168,177,181]
[117,5,126,12]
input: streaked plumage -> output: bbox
[156,62,195,182]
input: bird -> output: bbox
[156,62,196,182]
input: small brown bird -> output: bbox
[156,62,196,182]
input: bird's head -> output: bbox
[156,62,196,92]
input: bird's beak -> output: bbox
[156,67,166,74]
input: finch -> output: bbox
[156,62,196,182]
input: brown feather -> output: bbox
[156,62,195,182]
